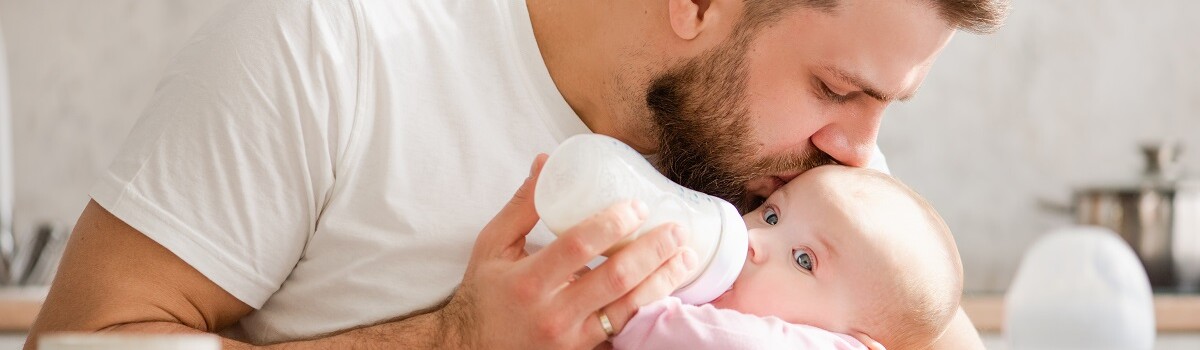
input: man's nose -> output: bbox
[809,108,883,168]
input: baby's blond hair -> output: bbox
[826,167,963,349]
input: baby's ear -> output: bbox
[852,332,886,350]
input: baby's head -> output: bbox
[709,165,962,349]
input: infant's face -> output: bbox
[708,166,919,335]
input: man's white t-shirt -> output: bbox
[92,0,891,344]
[91,0,585,344]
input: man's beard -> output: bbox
[645,32,835,213]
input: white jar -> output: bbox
[1005,227,1155,350]
[535,134,747,305]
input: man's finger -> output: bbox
[473,154,547,259]
[585,248,695,341]
[565,224,690,316]
[525,199,646,289]
[568,265,593,283]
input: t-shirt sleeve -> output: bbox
[89,0,362,308]
[611,297,868,350]
[868,143,890,174]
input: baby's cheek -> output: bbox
[737,286,796,318]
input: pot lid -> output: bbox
[1075,141,1192,193]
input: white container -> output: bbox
[1005,226,1155,350]
[535,134,747,305]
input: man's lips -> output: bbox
[745,177,782,200]
[746,171,802,199]
[775,171,802,183]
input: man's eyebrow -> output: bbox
[822,66,915,102]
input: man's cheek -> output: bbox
[747,98,822,152]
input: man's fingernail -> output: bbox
[631,200,648,220]
[681,248,698,271]
[528,157,539,177]
[671,225,688,247]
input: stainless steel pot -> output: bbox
[1072,142,1200,291]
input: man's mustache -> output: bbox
[747,147,838,179]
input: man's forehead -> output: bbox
[767,0,953,99]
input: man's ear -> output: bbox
[667,0,722,40]
[852,332,887,350]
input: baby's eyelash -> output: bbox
[763,206,780,225]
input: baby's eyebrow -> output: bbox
[814,233,837,262]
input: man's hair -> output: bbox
[740,0,1010,35]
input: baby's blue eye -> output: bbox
[763,207,779,225]
[793,249,813,271]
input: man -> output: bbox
[29,0,1007,349]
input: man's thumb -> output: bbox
[473,154,549,257]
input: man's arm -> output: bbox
[27,201,451,350]
[30,156,694,350]
[930,307,986,350]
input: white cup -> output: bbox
[38,333,220,350]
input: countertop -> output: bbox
[961,294,1200,332]
[0,287,44,332]
[3,288,1200,332]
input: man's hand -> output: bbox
[440,154,698,349]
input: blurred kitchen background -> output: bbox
[0,0,1198,349]
[883,0,1200,292]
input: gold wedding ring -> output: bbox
[598,310,615,337]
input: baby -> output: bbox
[612,165,964,350]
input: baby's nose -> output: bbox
[746,231,768,264]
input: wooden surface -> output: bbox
[962,294,1200,332]
[0,287,46,332]
[3,288,1199,332]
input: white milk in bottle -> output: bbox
[535,134,747,304]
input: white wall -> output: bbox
[1,0,1197,292]
[0,0,231,249]
[879,0,1200,291]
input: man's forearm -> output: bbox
[31,201,468,350]
[271,309,448,350]
[930,307,985,350]
[102,309,448,350]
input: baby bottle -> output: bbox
[535,134,748,305]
